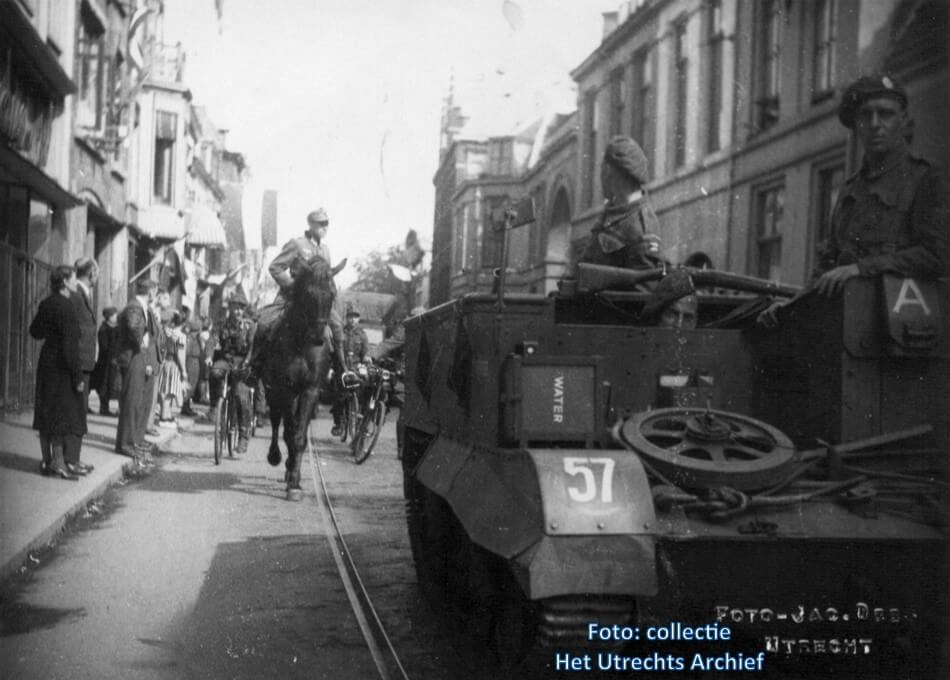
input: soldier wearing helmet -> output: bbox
[330,305,370,436]
[814,74,949,295]
[248,208,346,377]
[579,135,663,271]
[209,287,254,452]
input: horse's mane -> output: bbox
[283,254,335,345]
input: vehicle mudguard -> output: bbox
[414,435,658,599]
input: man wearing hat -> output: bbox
[210,287,254,452]
[330,304,369,436]
[114,278,159,463]
[641,268,699,331]
[579,135,663,270]
[248,208,346,379]
[815,73,949,295]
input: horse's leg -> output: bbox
[283,396,300,496]
[266,389,283,467]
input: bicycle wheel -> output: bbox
[226,393,239,457]
[342,392,359,443]
[352,402,385,465]
[248,388,257,438]
[213,398,226,465]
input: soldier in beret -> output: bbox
[641,269,699,331]
[759,74,950,327]
[579,135,663,270]
[814,73,950,295]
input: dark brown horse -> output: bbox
[259,254,341,499]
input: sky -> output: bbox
[162,0,614,287]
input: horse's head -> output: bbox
[289,255,345,340]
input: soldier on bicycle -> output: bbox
[331,305,369,437]
[209,288,254,453]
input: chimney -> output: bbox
[602,11,619,39]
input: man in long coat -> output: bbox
[67,256,99,474]
[115,278,159,462]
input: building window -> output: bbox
[631,47,654,165]
[582,90,598,208]
[454,205,466,272]
[529,186,545,265]
[482,197,505,269]
[673,19,689,168]
[754,184,785,280]
[609,68,625,137]
[76,7,105,130]
[706,0,725,152]
[153,111,177,204]
[755,0,782,131]
[488,139,514,176]
[812,163,845,270]
[812,0,837,101]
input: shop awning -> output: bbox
[136,207,185,241]
[0,145,81,208]
[185,204,227,247]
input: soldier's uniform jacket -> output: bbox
[267,233,342,345]
[268,234,332,302]
[342,325,368,367]
[579,193,662,270]
[816,154,950,279]
[216,316,254,364]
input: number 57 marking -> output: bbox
[563,457,616,504]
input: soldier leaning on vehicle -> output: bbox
[760,74,950,326]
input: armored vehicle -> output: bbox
[398,261,948,677]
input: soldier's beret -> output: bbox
[307,207,329,224]
[640,269,696,321]
[838,74,908,129]
[603,136,650,186]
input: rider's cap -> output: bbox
[307,207,329,225]
[603,135,650,186]
[838,74,908,129]
[641,269,696,321]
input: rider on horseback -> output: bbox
[248,208,346,382]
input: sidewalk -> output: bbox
[0,396,189,584]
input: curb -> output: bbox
[0,430,182,585]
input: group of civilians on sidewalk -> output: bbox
[30,259,220,479]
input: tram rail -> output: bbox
[305,431,411,680]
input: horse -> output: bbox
[258,254,342,500]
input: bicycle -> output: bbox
[213,366,254,465]
[351,359,398,464]
[338,366,362,443]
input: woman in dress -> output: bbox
[157,311,187,422]
[30,265,86,479]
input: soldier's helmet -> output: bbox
[838,74,908,129]
[229,287,249,308]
